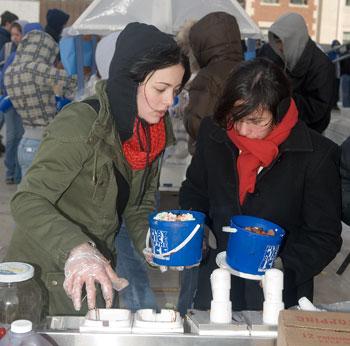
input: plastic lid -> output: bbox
[0,262,35,283]
[11,320,33,333]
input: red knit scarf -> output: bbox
[227,98,298,205]
[122,118,166,170]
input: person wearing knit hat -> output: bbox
[4,22,190,316]
[45,8,69,43]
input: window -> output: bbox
[260,27,269,41]
[261,0,279,3]
[347,0,350,6]
[344,32,350,43]
[290,0,307,4]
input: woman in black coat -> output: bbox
[179,58,342,311]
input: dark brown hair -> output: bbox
[214,57,291,129]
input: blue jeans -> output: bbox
[115,222,159,312]
[4,107,24,183]
[177,266,199,316]
[0,110,4,142]
[17,136,41,177]
[342,74,350,108]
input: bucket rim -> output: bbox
[149,210,206,223]
[230,215,285,237]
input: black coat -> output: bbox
[0,27,10,52]
[290,39,335,134]
[340,137,350,225]
[179,117,342,310]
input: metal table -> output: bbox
[38,310,277,346]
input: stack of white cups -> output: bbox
[210,268,232,324]
[262,268,285,325]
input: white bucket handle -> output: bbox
[222,226,238,233]
[146,224,201,260]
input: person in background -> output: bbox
[0,11,18,50]
[45,8,69,43]
[267,12,335,133]
[0,20,28,71]
[4,25,77,177]
[175,19,199,75]
[0,10,18,155]
[5,22,190,317]
[180,11,242,155]
[256,41,284,68]
[95,30,159,313]
[328,40,341,111]
[0,20,28,184]
[179,57,342,311]
[340,44,350,108]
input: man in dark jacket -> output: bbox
[181,11,242,155]
[267,12,335,133]
[0,11,18,50]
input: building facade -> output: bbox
[245,0,350,45]
[0,0,92,29]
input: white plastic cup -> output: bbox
[263,301,284,325]
[262,268,283,302]
[212,288,230,302]
[210,268,231,289]
[210,300,232,324]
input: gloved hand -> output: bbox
[143,247,200,272]
[63,243,129,311]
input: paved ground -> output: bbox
[0,107,349,309]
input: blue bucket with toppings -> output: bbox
[148,210,205,266]
[226,215,285,275]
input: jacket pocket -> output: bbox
[46,272,88,316]
[92,164,111,203]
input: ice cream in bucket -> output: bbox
[224,215,285,275]
[147,210,205,266]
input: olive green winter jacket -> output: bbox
[5,80,176,316]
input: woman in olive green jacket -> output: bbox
[5,22,190,316]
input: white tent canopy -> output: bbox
[70,0,262,39]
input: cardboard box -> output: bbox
[277,310,350,346]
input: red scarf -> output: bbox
[227,98,298,205]
[122,118,166,170]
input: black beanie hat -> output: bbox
[46,8,69,35]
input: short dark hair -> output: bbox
[129,44,191,91]
[1,11,18,27]
[214,57,291,129]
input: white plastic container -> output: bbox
[0,320,53,346]
[262,269,284,325]
[132,309,183,334]
[210,301,232,324]
[80,309,132,333]
[210,268,232,324]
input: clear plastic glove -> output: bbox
[53,83,64,96]
[143,247,200,272]
[63,243,129,311]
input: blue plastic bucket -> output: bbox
[226,215,285,275]
[148,210,205,266]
